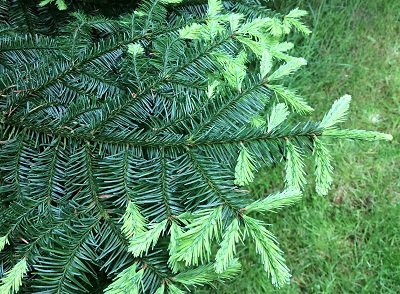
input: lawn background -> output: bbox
[201,0,400,292]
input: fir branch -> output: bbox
[214,219,241,273]
[128,220,168,257]
[319,94,351,129]
[269,57,307,81]
[87,31,235,134]
[0,235,9,253]
[190,77,268,137]
[314,138,333,196]
[322,129,393,141]
[285,139,307,190]
[173,259,241,287]
[0,258,28,294]
[244,188,302,214]
[243,215,291,287]
[234,145,256,186]
[8,19,198,111]
[152,75,266,135]
[185,150,241,212]
[168,283,185,294]
[121,201,147,239]
[170,207,222,266]
[104,263,144,294]
[267,103,289,133]
[0,2,393,292]
[268,84,314,114]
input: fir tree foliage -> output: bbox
[39,0,67,10]
[173,259,241,287]
[170,207,223,267]
[319,94,352,129]
[104,262,145,294]
[0,234,9,252]
[234,145,256,186]
[242,216,290,287]
[0,0,393,292]
[267,103,289,133]
[313,138,333,196]
[0,258,28,294]
[214,219,241,274]
[244,188,302,214]
[285,140,307,190]
[128,220,169,257]
[121,200,147,239]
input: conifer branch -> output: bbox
[0,1,392,292]
[244,188,302,214]
[214,219,241,273]
[243,215,291,287]
[0,258,29,294]
[185,149,241,212]
[170,207,222,266]
[314,138,334,196]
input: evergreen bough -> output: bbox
[0,0,392,293]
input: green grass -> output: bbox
[202,0,400,292]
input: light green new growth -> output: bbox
[269,57,307,81]
[207,0,223,17]
[250,115,266,128]
[319,94,351,129]
[179,0,225,40]
[121,201,147,239]
[237,18,271,47]
[267,103,289,133]
[260,50,273,79]
[285,140,307,190]
[168,283,185,294]
[0,235,9,253]
[154,284,165,294]
[171,207,222,266]
[227,13,244,31]
[245,188,302,214]
[168,222,185,272]
[268,84,314,114]
[128,219,168,257]
[271,42,294,54]
[234,145,256,186]
[323,129,393,141]
[285,8,308,19]
[237,17,296,56]
[214,51,247,91]
[104,263,144,294]
[174,259,241,287]
[207,80,220,98]
[214,219,241,273]
[267,18,285,37]
[160,0,183,4]
[39,0,67,10]
[269,42,295,61]
[283,8,311,35]
[179,23,209,40]
[128,43,144,57]
[314,138,334,196]
[243,216,291,288]
[0,258,28,294]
